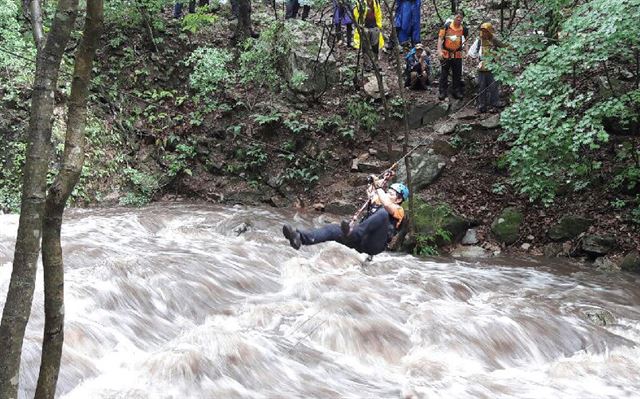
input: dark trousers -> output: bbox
[174,0,208,17]
[174,1,195,17]
[439,58,462,98]
[477,71,500,111]
[286,1,310,19]
[298,208,392,256]
[335,23,353,46]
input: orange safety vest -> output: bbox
[439,22,468,59]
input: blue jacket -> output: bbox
[394,0,421,44]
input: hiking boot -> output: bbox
[282,224,301,250]
[453,92,463,100]
[438,93,446,101]
[340,220,351,237]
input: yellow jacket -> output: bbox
[353,0,385,50]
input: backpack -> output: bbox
[442,21,469,52]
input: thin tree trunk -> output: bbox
[382,0,415,236]
[35,1,103,397]
[500,0,505,32]
[351,2,390,154]
[0,0,79,397]
[236,0,252,42]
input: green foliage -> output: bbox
[283,111,309,134]
[186,47,234,99]
[105,0,171,31]
[0,0,36,97]
[253,111,282,125]
[238,21,293,91]
[120,167,160,206]
[347,99,380,133]
[280,166,320,185]
[495,0,640,204]
[242,144,268,170]
[491,182,507,195]
[290,70,309,90]
[411,200,454,256]
[448,134,463,149]
[181,9,218,33]
[163,142,196,177]
[0,141,26,213]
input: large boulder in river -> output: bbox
[491,207,523,245]
[581,234,616,256]
[410,198,472,246]
[620,251,640,273]
[548,216,593,241]
[395,150,447,191]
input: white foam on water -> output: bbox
[1,206,639,399]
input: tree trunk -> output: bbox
[0,0,79,397]
[236,0,252,42]
[34,1,103,397]
[382,0,415,236]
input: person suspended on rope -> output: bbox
[468,22,505,113]
[437,10,468,101]
[405,43,430,90]
[282,175,409,256]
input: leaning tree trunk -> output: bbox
[236,0,252,42]
[34,1,103,397]
[0,0,79,397]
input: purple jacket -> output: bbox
[333,0,353,25]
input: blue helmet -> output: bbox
[390,183,409,201]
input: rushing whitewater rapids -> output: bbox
[1,203,640,398]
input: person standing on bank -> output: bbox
[333,0,353,47]
[468,22,505,113]
[437,10,468,100]
[353,0,385,69]
[394,0,421,47]
[282,177,409,257]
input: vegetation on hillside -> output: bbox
[0,0,638,241]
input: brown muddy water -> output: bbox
[1,203,639,398]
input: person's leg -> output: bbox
[370,28,380,68]
[230,0,238,17]
[418,74,428,90]
[335,23,343,43]
[452,58,463,98]
[173,2,183,18]
[488,72,502,108]
[409,71,418,88]
[301,5,310,20]
[349,209,391,255]
[477,71,489,112]
[285,0,296,18]
[439,59,450,99]
[298,224,348,246]
[292,0,300,17]
[188,0,196,13]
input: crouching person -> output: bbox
[405,43,430,90]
